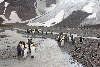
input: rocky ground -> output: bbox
[0,25,100,67]
[0,28,83,67]
[50,26,100,67]
[63,38,100,67]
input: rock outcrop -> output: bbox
[0,0,37,21]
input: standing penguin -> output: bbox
[60,35,65,46]
[30,43,36,58]
[20,42,24,56]
[64,34,68,42]
[23,47,28,59]
[57,35,61,46]
[98,42,100,48]
[72,38,75,45]
[57,35,61,42]
[79,37,83,43]
[69,35,72,42]
[71,35,74,42]
[28,39,32,53]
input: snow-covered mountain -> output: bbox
[0,0,37,24]
[0,0,57,24]
[0,0,100,27]
[81,1,100,26]
[0,0,4,3]
[27,10,64,27]
[26,0,92,27]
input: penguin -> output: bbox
[23,47,28,59]
[60,35,65,46]
[30,43,36,58]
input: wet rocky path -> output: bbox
[0,29,83,67]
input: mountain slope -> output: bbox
[0,0,37,21]
[54,10,91,28]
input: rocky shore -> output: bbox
[0,25,100,67]
[39,26,100,67]
[61,38,100,67]
[49,26,100,67]
[0,46,17,59]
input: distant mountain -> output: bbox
[0,0,37,21]
[0,0,57,22]
[54,10,91,28]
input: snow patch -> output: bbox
[3,2,9,14]
[27,22,43,26]
[0,0,4,3]
[3,11,22,24]
[44,4,56,13]
[87,13,96,19]
[82,2,96,13]
[84,37,100,40]
[0,15,8,21]
[83,2,97,19]
[27,10,64,27]
[81,2,100,25]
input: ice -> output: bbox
[3,11,22,24]
[83,37,100,40]
[27,22,43,26]
[0,0,4,3]
[3,2,9,14]
[0,15,8,21]
[87,13,96,19]
[81,2,100,25]
[82,2,98,19]
[82,2,96,13]
[27,10,64,27]
[44,4,56,13]
[9,11,22,23]
[25,0,88,26]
